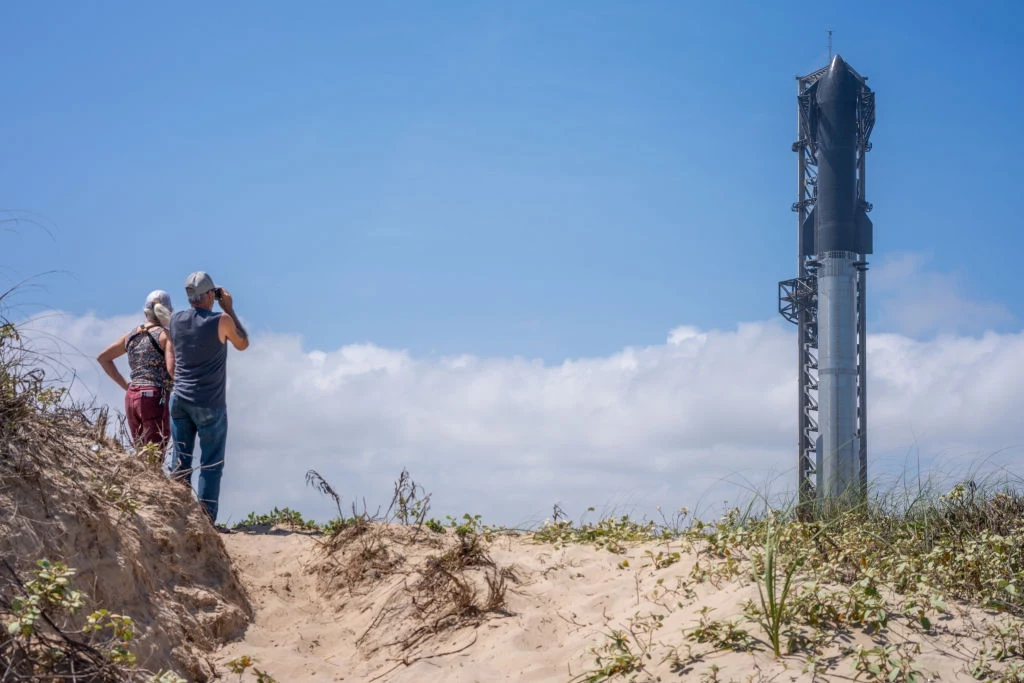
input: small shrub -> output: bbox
[387,468,431,526]
[232,507,318,531]
[532,512,665,554]
[686,606,757,652]
[1,558,143,678]
[569,616,667,683]
[847,642,927,683]
[226,654,278,682]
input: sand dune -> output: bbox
[2,395,1020,682]
[211,523,1014,683]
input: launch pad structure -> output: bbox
[778,56,876,506]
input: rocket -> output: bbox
[782,54,875,501]
[800,55,873,258]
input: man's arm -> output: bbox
[97,334,130,391]
[216,289,250,351]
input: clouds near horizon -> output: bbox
[14,298,1024,528]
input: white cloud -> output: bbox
[14,309,1024,528]
[872,252,1016,337]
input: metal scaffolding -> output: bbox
[779,64,874,505]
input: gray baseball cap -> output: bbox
[185,271,216,298]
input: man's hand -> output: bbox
[217,287,235,312]
[216,287,250,350]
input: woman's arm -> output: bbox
[97,335,130,391]
[161,330,175,380]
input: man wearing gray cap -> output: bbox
[165,271,250,525]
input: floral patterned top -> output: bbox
[125,325,171,389]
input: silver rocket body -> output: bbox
[816,251,860,497]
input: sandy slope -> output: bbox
[214,531,348,680]
[213,526,1006,683]
[0,431,251,680]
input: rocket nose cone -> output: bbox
[818,54,855,104]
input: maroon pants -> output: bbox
[125,385,169,449]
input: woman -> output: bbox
[97,290,175,449]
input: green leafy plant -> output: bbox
[841,572,890,630]
[847,642,927,682]
[2,558,144,678]
[571,628,644,682]
[896,582,946,630]
[132,440,166,469]
[226,654,278,682]
[447,513,487,538]
[647,575,696,611]
[321,516,345,535]
[83,608,138,664]
[7,559,85,637]
[971,618,1024,681]
[686,605,757,652]
[643,549,681,569]
[233,506,318,531]
[533,510,667,554]
[569,611,670,682]
[101,481,140,514]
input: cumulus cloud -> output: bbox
[14,309,1024,528]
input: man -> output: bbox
[165,271,249,525]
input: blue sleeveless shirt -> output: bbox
[170,308,228,409]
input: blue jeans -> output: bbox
[170,394,228,523]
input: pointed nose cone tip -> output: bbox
[818,54,852,101]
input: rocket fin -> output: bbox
[855,208,873,254]
[801,209,815,257]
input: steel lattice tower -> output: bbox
[779,58,875,505]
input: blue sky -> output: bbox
[4,2,1024,524]
[3,1,1022,361]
